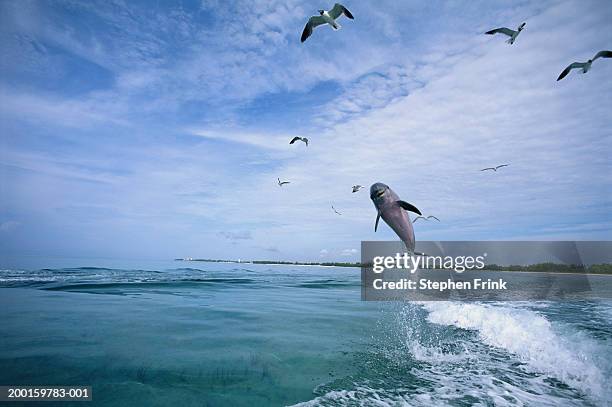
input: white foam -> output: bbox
[289,382,558,407]
[421,302,608,400]
[290,301,612,407]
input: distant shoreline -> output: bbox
[175,258,360,268]
[493,269,612,276]
[175,259,612,274]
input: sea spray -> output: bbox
[422,302,610,403]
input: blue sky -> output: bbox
[1,0,611,262]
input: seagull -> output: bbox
[278,178,290,187]
[485,22,526,45]
[352,185,363,193]
[301,3,354,43]
[557,50,612,81]
[481,164,510,172]
[331,205,342,215]
[289,136,309,146]
[414,215,440,223]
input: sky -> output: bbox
[0,0,611,263]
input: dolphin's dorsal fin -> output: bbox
[397,200,422,215]
[375,212,381,232]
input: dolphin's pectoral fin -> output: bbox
[375,212,381,232]
[397,200,422,215]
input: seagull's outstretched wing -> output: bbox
[495,164,510,170]
[480,167,495,171]
[557,62,586,81]
[427,216,440,221]
[329,3,354,20]
[593,50,612,61]
[485,27,515,37]
[289,136,300,144]
[301,16,326,42]
[413,216,425,223]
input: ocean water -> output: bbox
[0,258,611,406]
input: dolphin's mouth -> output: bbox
[372,190,385,199]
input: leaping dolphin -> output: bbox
[370,182,422,253]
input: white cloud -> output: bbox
[341,248,358,257]
[188,128,300,151]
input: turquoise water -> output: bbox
[1,258,611,406]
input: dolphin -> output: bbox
[370,182,422,253]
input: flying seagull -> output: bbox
[481,164,510,172]
[485,22,526,45]
[331,205,342,215]
[278,178,290,187]
[414,215,441,223]
[557,50,612,81]
[301,3,354,43]
[289,136,309,146]
[352,185,363,193]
